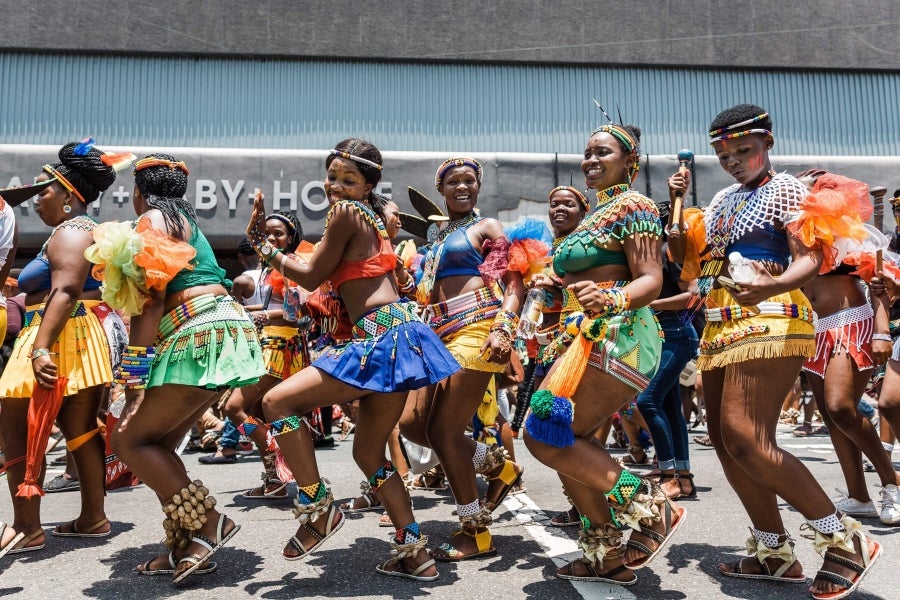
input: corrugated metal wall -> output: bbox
[1,52,896,156]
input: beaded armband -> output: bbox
[490,309,519,337]
[595,286,631,317]
[115,345,156,390]
[873,333,892,342]
[398,273,416,295]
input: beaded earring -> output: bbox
[63,202,72,214]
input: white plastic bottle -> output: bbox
[516,288,545,339]
[728,251,755,284]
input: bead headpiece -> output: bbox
[708,112,772,144]
[549,186,589,211]
[42,164,86,204]
[133,157,190,175]
[266,213,296,234]
[329,149,383,171]
[590,125,640,183]
[435,157,483,191]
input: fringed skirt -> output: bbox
[803,303,873,377]
[259,324,308,380]
[313,300,460,392]
[149,294,265,389]
[423,287,505,373]
[0,300,112,398]
[697,287,815,371]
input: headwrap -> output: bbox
[133,157,189,175]
[435,157,483,191]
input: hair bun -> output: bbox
[58,141,116,192]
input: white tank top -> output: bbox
[241,268,263,306]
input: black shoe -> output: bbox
[198,453,237,465]
[313,436,335,448]
[45,474,80,492]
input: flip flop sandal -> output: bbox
[378,513,394,527]
[172,514,241,583]
[375,556,439,581]
[136,551,218,576]
[556,559,637,585]
[339,492,382,512]
[624,501,687,570]
[0,524,45,559]
[52,518,111,538]
[242,479,289,500]
[283,503,345,561]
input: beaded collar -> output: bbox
[433,212,481,245]
[324,199,388,239]
[595,184,631,208]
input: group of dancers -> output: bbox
[0,101,896,598]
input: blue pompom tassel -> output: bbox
[524,395,575,447]
[504,217,553,244]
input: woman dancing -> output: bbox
[399,157,527,561]
[0,142,116,558]
[669,104,881,599]
[524,123,679,586]
[246,138,459,581]
[102,154,264,582]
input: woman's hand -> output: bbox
[116,389,145,432]
[246,190,267,247]
[872,338,893,365]
[32,354,58,389]
[528,272,561,290]
[568,280,610,315]
[667,170,691,202]
[480,331,513,364]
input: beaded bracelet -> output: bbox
[873,333,892,342]
[490,309,519,337]
[593,286,631,317]
[115,345,156,390]
[398,274,416,295]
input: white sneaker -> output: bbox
[880,484,900,525]
[832,489,878,517]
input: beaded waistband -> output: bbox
[560,281,630,318]
[24,300,96,327]
[157,294,222,340]
[705,301,815,324]
[815,303,872,333]
[351,301,420,340]
[422,287,501,338]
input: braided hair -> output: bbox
[134,153,195,239]
[266,210,303,253]
[709,103,772,136]
[325,138,388,223]
[49,142,116,203]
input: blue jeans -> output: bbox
[219,417,240,450]
[636,314,698,471]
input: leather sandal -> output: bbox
[624,497,686,569]
[433,525,496,562]
[52,518,111,538]
[283,502,345,561]
[0,524,44,559]
[172,513,240,583]
[483,459,524,512]
[677,473,697,499]
[136,551,218,576]
[550,506,581,527]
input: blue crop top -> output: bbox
[18,216,104,295]
[435,227,483,279]
[727,223,790,268]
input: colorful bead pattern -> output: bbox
[324,200,388,239]
[157,294,219,340]
[606,469,643,507]
[115,345,156,389]
[699,324,770,352]
[238,415,264,437]
[367,460,396,493]
[297,478,328,505]
[269,415,303,437]
[434,157,483,190]
[490,309,519,338]
[395,522,422,545]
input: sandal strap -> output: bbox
[823,551,865,574]
[815,569,854,589]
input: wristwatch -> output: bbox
[258,242,275,259]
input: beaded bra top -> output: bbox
[326,200,397,291]
[553,184,662,277]
[20,215,103,294]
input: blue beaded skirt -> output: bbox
[313,300,460,392]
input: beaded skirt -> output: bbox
[149,294,265,389]
[423,288,505,373]
[313,300,460,392]
[0,300,113,398]
[697,287,814,370]
[259,324,308,380]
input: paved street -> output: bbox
[0,421,894,599]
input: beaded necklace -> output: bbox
[41,214,98,256]
[324,199,388,239]
[595,183,631,208]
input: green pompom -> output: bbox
[530,389,555,419]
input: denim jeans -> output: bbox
[219,417,240,450]
[636,313,698,471]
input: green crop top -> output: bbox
[166,216,229,294]
[553,185,662,277]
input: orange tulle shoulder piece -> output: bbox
[134,219,197,291]
[786,173,872,274]
[843,252,900,283]
[679,208,709,281]
[508,238,551,277]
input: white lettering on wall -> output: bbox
[301,181,328,212]
[221,180,244,210]
[195,180,217,209]
[273,180,298,211]
[112,186,129,204]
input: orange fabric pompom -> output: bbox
[679,208,709,281]
[508,238,551,276]
[843,252,900,283]
[134,218,197,291]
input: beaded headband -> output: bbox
[133,157,190,175]
[549,186,589,211]
[266,213,296,234]
[708,112,772,144]
[589,125,641,183]
[435,157,483,191]
[329,149,383,171]
[42,165,86,204]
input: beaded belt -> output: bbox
[705,301,815,324]
[560,280,630,319]
[815,303,871,333]
[351,301,420,340]
[422,287,501,338]
[24,301,89,327]
[157,294,222,340]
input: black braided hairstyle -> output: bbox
[325,138,388,223]
[709,103,772,136]
[613,125,642,156]
[266,210,303,253]
[133,153,195,239]
[49,142,117,203]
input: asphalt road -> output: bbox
[0,421,895,600]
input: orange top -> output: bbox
[328,238,397,290]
